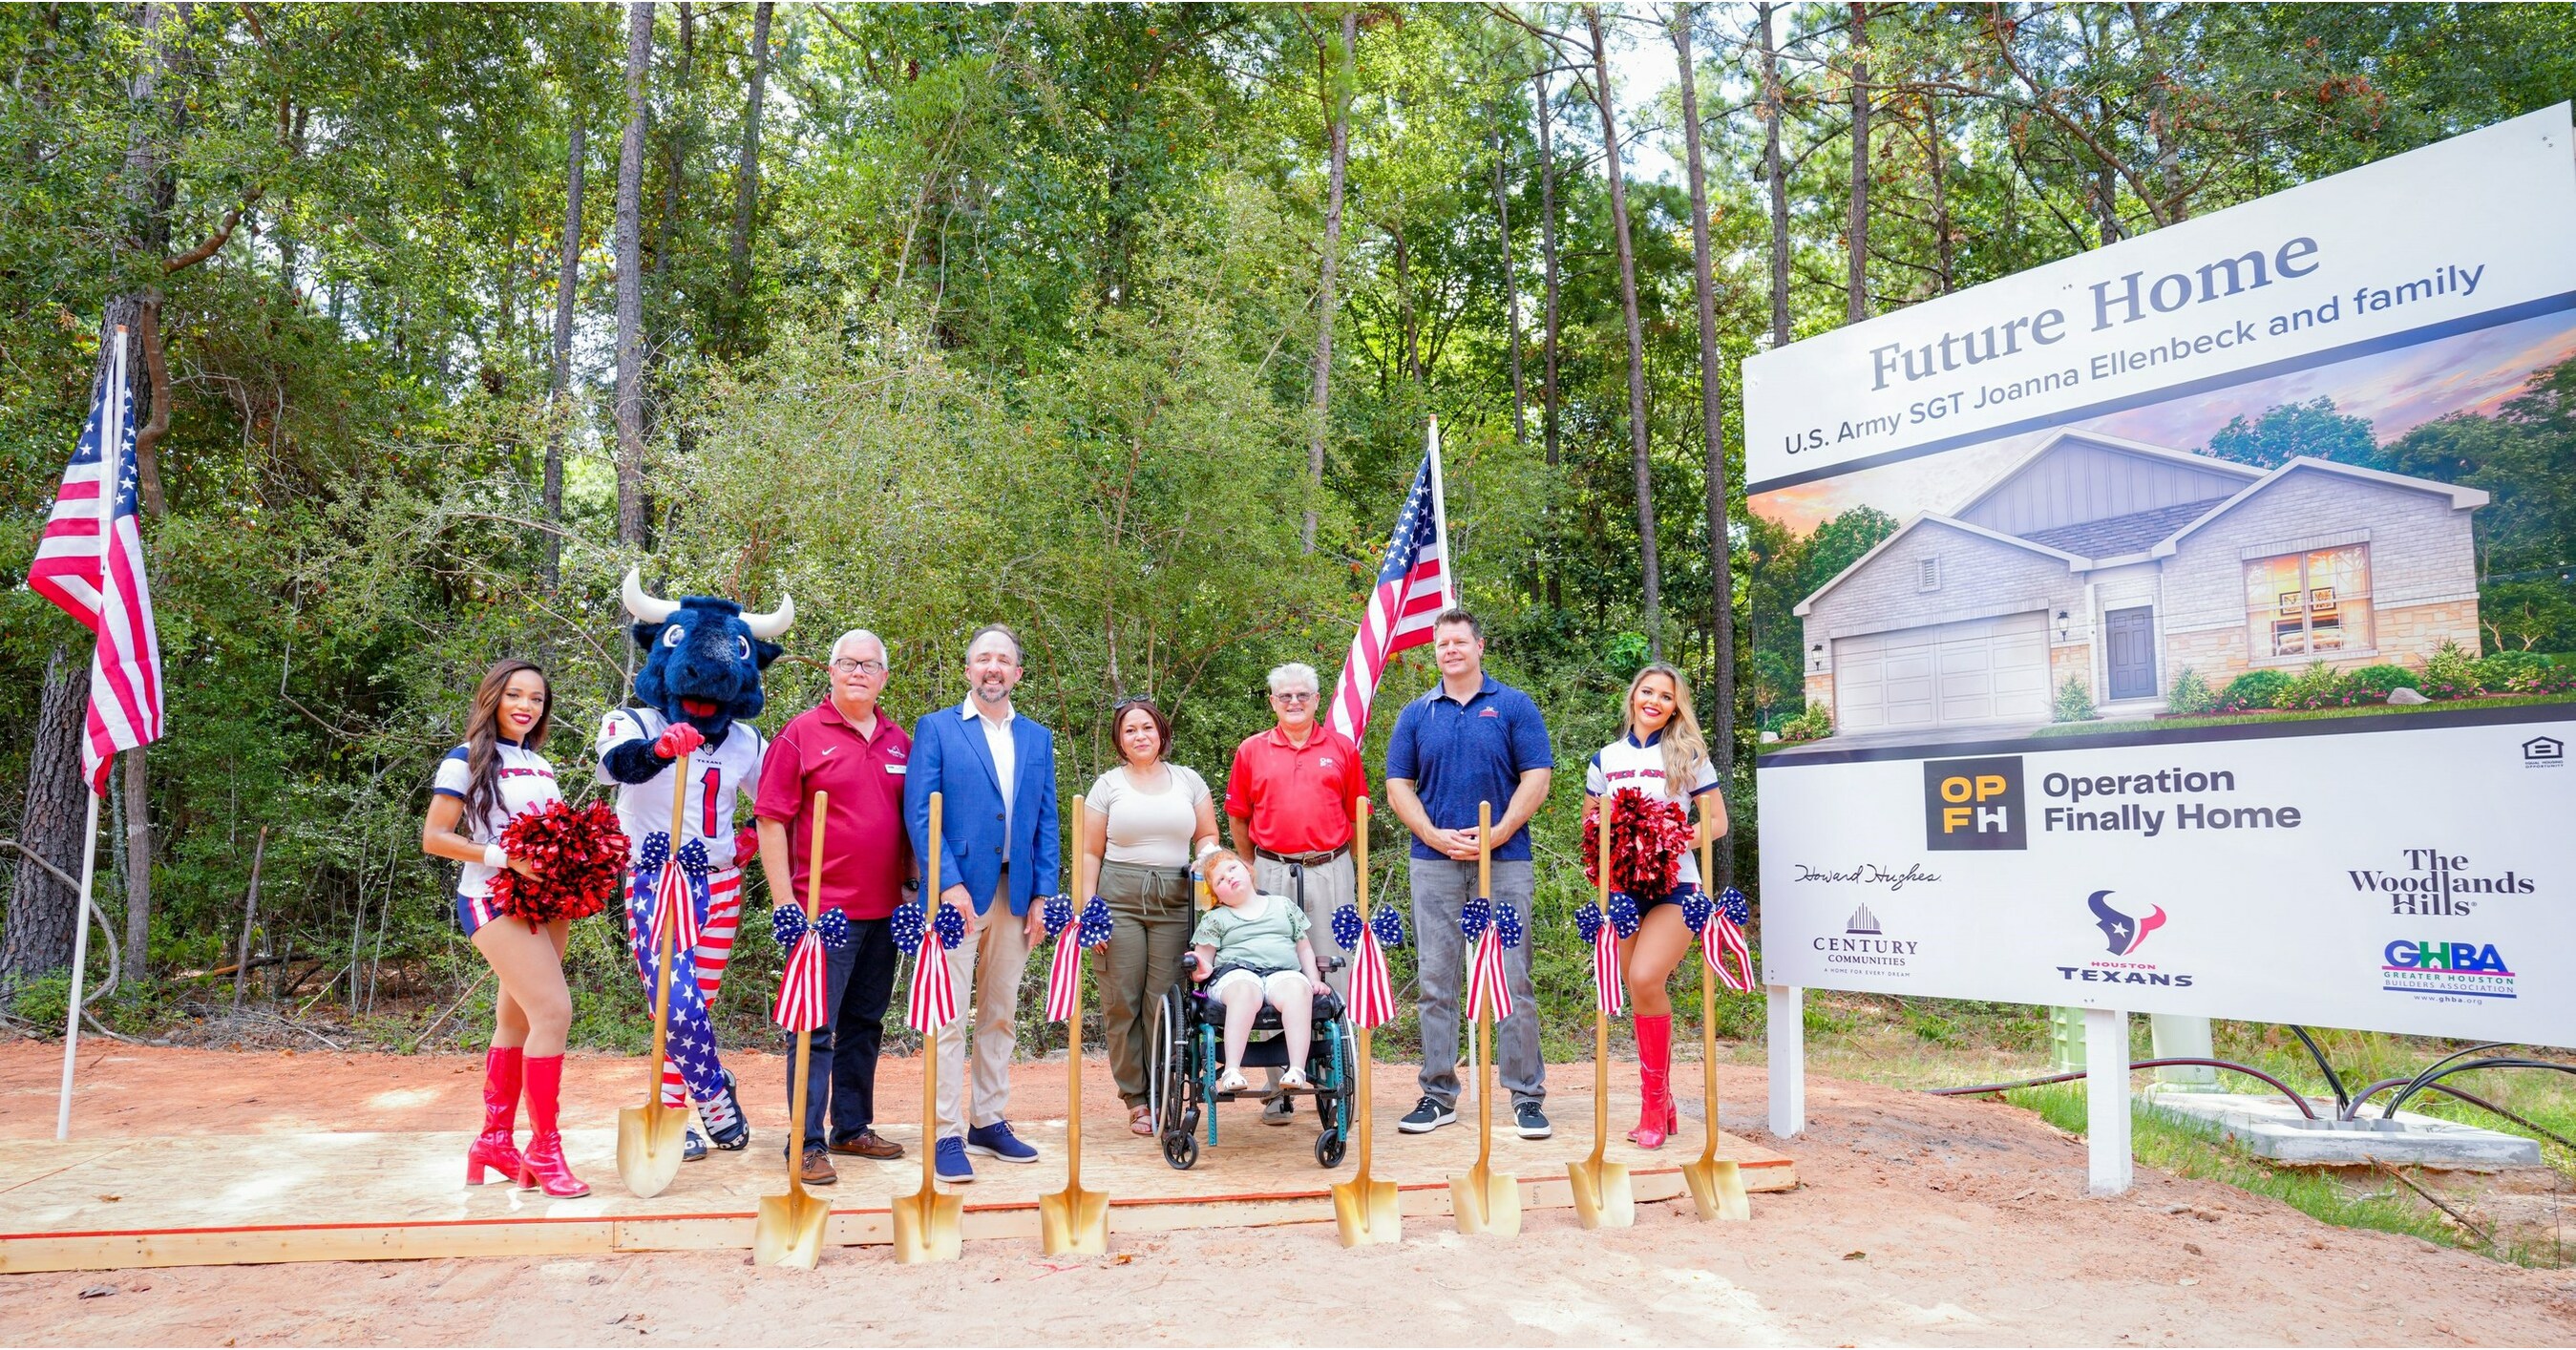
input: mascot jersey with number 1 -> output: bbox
[601,568,791,1157]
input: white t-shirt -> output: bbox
[1085,763,1211,867]
[1585,730,1721,888]
[596,707,766,871]
[433,740,563,899]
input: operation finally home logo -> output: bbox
[2382,939,2517,1002]
[2347,848,2536,917]
[2058,889,2195,988]
[1923,757,2026,851]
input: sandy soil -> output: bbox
[4,1042,2573,1347]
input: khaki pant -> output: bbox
[932,873,1033,1141]
[1095,860,1194,1108]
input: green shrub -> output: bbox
[2420,639,2482,699]
[2276,660,2367,710]
[2346,664,2418,699]
[1775,703,1832,743]
[2052,675,2098,722]
[2166,665,2217,715]
[2218,667,2294,713]
[2500,656,2576,695]
[2474,650,2547,690]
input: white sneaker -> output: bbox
[1216,1068,1249,1092]
[1279,1068,1311,1090]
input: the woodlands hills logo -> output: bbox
[2347,848,2536,917]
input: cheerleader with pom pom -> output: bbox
[419,660,602,1197]
[1581,662,1730,1150]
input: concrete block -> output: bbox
[2143,1086,2543,1169]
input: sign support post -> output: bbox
[1764,984,1804,1138]
[2083,1008,2132,1195]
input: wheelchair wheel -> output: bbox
[1314,1128,1345,1168]
[1163,1127,1199,1171]
[1149,986,1188,1138]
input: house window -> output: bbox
[2244,543,2372,658]
[1918,558,1941,592]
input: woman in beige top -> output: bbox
[1078,697,1221,1135]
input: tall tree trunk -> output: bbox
[544,113,584,587]
[1672,1,1735,883]
[1761,3,1790,347]
[1587,6,1661,657]
[1492,117,1527,448]
[614,1,652,548]
[1302,10,1354,557]
[4,647,88,984]
[1534,69,1563,609]
[122,751,148,971]
[1925,90,1953,293]
[2094,94,2122,244]
[1846,2,1871,324]
[727,0,771,327]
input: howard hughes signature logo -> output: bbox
[1791,861,1943,892]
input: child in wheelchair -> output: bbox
[1189,850,1324,1095]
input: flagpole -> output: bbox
[55,325,125,1142]
[1425,416,1457,611]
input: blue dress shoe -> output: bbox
[934,1135,975,1183]
[965,1119,1040,1164]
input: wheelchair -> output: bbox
[1147,956,1355,1170]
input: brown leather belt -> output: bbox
[1255,844,1349,868]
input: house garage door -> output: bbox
[1832,611,2050,733]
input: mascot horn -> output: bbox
[599,567,792,1159]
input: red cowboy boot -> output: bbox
[464,1045,526,1185]
[516,1054,591,1198]
[1627,1013,1678,1150]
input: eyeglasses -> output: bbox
[830,659,887,675]
[1270,691,1316,704]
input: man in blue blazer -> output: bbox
[903,623,1061,1183]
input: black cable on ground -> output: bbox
[2288,1025,2350,1117]
[1929,1057,2316,1119]
[2386,1058,2576,1118]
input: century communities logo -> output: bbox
[1813,903,1915,977]
[2347,848,2535,917]
[2059,889,2195,988]
[2382,939,2517,1002]
[1923,756,2026,851]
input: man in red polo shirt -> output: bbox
[756,629,915,1185]
[1224,661,1369,1125]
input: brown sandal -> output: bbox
[1129,1104,1155,1136]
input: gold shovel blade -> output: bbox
[891,1185,963,1264]
[1040,1184,1109,1256]
[753,1185,834,1269]
[1566,1157,1636,1230]
[1681,1156,1750,1222]
[615,1101,688,1199]
[1448,1166,1522,1236]
[1331,1177,1401,1247]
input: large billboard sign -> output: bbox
[1743,105,2576,1045]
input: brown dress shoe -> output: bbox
[799,1146,837,1186]
[828,1129,904,1161]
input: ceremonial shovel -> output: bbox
[617,750,694,1199]
[1449,800,1519,1237]
[1679,829,1750,1223]
[1566,810,1634,1229]
[1041,793,1109,1256]
[1329,797,1399,1248]
[754,793,835,1269]
[892,791,963,1263]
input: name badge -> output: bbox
[885,764,907,775]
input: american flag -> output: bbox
[1464,924,1511,1023]
[28,326,163,794]
[644,834,702,956]
[1042,929,1086,1023]
[1346,919,1397,1029]
[1703,886,1754,993]
[1590,922,1625,1018]
[906,943,958,1032]
[1327,422,1453,746]
[771,926,829,1031]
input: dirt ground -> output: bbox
[4,1042,2573,1347]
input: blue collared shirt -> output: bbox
[1383,674,1554,862]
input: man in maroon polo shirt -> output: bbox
[1224,662,1369,1125]
[756,628,915,1185]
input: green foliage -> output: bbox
[2346,664,2419,699]
[2204,396,2377,468]
[2051,675,2097,723]
[2166,665,2216,716]
[2421,639,2485,699]
[1773,704,1832,744]
[2217,668,2295,713]
[2275,660,2366,711]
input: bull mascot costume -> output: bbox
[602,567,792,1159]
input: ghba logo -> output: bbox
[2381,938,2517,1002]
[2087,889,2165,957]
[2059,888,2194,988]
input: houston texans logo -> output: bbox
[2087,890,2165,957]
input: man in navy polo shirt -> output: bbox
[1383,607,1555,1139]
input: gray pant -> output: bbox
[1250,852,1355,1002]
[1411,856,1544,1108]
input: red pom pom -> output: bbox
[1582,788,1692,898]
[488,800,630,925]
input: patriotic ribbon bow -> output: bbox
[1700,886,1755,993]
[632,833,712,955]
[768,902,852,1032]
[1462,895,1519,1023]
[893,897,964,1032]
[1333,902,1404,1031]
[1577,897,1629,1019]
[1041,896,1114,1023]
